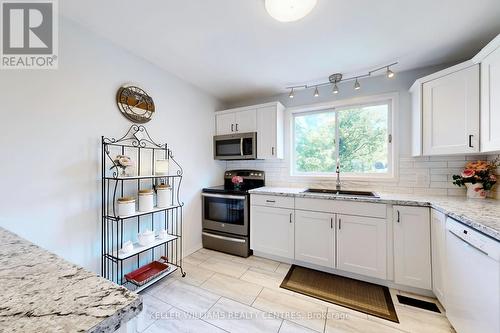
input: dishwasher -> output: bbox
[445,217,500,333]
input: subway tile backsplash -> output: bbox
[226,154,500,198]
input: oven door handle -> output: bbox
[202,232,246,243]
[201,193,247,200]
[240,138,244,156]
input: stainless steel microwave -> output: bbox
[213,132,257,160]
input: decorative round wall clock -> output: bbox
[116,85,155,123]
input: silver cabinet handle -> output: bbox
[289,213,292,223]
[240,138,244,156]
[265,200,276,203]
[231,124,234,132]
[235,123,239,132]
[469,134,473,148]
[338,218,341,230]
[330,217,333,229]
[397,210,400,223]
[272,147,275,156]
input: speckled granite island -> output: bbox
[0,228,142,333]
[249,187,500,241]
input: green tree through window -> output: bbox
[293,102,390,176]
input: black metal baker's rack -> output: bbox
[101,125,185,292]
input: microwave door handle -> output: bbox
[240,138,244,156]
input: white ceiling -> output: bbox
[62,0,500,103]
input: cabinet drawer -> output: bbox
[295,198,386,218]
[251,194,294,209]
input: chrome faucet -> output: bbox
[335,160,341,190]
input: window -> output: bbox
[292,100,393,178]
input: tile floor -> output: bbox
[137,248,455,333]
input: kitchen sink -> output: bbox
[302,188,379,198]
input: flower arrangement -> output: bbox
[231,175,244,190]
[452,159,499,198]
[111,155,135,176]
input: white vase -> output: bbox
[465,183,487,199]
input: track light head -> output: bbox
[354,78,361,90]
[313,86,319,97]
[289,88,295,99]
[386,67,395,78]
[332,84,339,94]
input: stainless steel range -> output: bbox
[202,170,265,257]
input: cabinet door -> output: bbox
[250,205,294,259]
[234,109,257,133]
[216,113,235,135]
[431,209,446,308]
[480,46,500,152]
[410,83,422,157]
[337,214,387,279]
[295,210,334,268]
[257,106,283,159]
[422,64,479,155]
[257,106,277,159]
[393,206,432,290]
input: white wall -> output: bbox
[0,18,224,272]
[225,65,483,197]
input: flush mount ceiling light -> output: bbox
[265,0,317,22]
[287,62,398,98]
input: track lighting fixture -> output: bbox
[285,62,397,98]
[354,78,361,90]
[313,86,319,97]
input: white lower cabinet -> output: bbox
[250,205,294,259]
[294,210,335,268]
[393,206,432,290]
[431,209,447,307]
[337,214,387,280]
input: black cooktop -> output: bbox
[202,185,253,195]
[202,169,265,195]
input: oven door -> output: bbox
[213,133,257,160]
[202,193,248,236]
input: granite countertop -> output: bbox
[0,228,142,333]
[249,187,500,241]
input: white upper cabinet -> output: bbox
[393,206,432,290]
[235,109,257,133]
[410,61,480,156]
[216,112,237,135]
[473,34,500,152]
[215,102,284,159]
[215,109,256,135]
[257,105,284,159]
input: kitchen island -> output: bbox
[0,227,142,333]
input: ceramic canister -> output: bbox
[156,184,172,208]
[117,197,136,216]
[138,189,154,212]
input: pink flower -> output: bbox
[490,175,497,181]
[461,169,475,178]
[231,176,243,184]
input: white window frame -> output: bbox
[289,93,398,180]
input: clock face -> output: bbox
[116,85,155,123]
